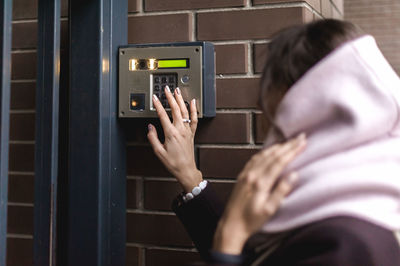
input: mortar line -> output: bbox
[195,144,262,149]
[131,176,237,183]
[11,79,36,83]
[10,110,36,114]
[11,49,37,54]
[249,109,255,145]
[126,243,197,252]
[247,40,254,75]
[8,171,34,175]
[7,234,33,239]
[8,202,34,207]
[216,74,261,79]
[126,209,175,215]
[138,176,144,209]
[12,17,68,24]
[127,3,309,17]
[9,140,35,145]
[191,11,197,41]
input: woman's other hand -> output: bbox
[213,134,307,255]
[147,86,202,192]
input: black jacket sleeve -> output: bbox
[172,182,225,260]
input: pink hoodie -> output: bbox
[262,35,400,232]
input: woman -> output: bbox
[146,19,400,265]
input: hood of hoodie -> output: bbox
[262,35,400,232]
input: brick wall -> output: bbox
[125,1,342,265]
[6,0,342,265]
[344,0,400,74]
[7,0,68,265]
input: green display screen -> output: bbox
[158,59,189,69]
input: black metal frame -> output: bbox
[0,0,129,264]
[33,0,61,265]
[0,0,12,264]
[67,0,127,265]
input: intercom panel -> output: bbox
[118,42,216,118]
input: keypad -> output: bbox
[153,73,178,109]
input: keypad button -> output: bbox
[161,77,167,83]
[169,77,175,83]
[154,77,160,83]
[181,75,190,84]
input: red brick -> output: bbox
[145,248,201,266]
[13,0,37,20]
[10,113,35,141]
[12,21,69,50]
[8,174,34,203]
[321,0,333,18]
[128,14,193,44]
[253,0,321,13]
[11,82,36,110]
[126,246,141,266]
[199,148,259,178]
[216,78,260,109]
[9,144,34,172]
[127,146,170,177]
[7,205,33,235]
[196,113,251,144]
[144,180,181,211]
[61,0,69,17]
[7,238,33,266]
[254,43,268,73]
[145,0,245,11]
[127,213,193,246]
[254,112,271,144]
[129,0,141,13]
[125,113,251,144]
[215,44,248,74]
[12,0,68,19]
[197,7,309,41]
[12,52,37,80]
[345,2,400,73]
[127,179,140,209]
[124,118,161,143]
[12,22,37,49]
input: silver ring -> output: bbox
[182,119,191,123]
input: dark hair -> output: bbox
[259,19,364,118]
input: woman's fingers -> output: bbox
[153,94,174,133]
[265,134,306,183]
[174,87,190,120]
[190,99,198,134]
[263,172,297,216]
[147,124,167,158]
[239,134,305,189]
[164,86,183,124]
